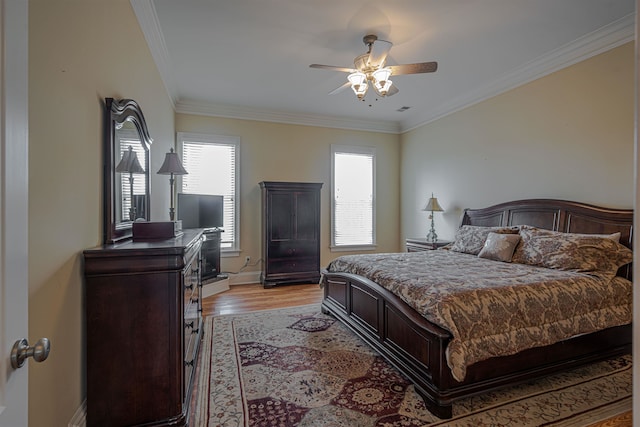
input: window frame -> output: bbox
[330,144,377,252]
[176,132,241,256]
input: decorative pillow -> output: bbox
[511,226,632,280]
[477,232,521,262]
[450,225,519,255]
[512,226,623,264]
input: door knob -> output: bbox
[11,337,50,369]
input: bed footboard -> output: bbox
[321,270,632,419]
[322,270,455,418]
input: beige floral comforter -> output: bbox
[326,250,632,382]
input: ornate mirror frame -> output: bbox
[104,98,152,244]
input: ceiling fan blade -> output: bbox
[309,64,357,73]
[386,84,399,96]
[367,39,392,67]
[388,61,438,75]
[328,81,351,95]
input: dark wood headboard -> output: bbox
[461,199,633,280]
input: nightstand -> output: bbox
[406,238,452,252]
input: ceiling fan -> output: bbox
[310,34,438,101]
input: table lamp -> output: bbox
[423,193,444,244]
[157,147,188,221]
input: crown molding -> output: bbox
[175,100,401,134]
[134,2,633,135]
[400,12,635,133]
[132,0,398,133]
[130,0,178,107]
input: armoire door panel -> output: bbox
[269,192,294,241]
[295,191,319,240]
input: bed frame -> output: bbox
[321,199,633,419]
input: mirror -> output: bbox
[104,98,152,244]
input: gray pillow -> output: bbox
[450,225,519,255]
[477,232,521,262]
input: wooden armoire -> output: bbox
[259,181,323,288]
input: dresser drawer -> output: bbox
[183,318,199,397]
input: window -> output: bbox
[331,145,376,250]
[177,132,240,253]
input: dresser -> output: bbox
[83,229,203,427]
[259,181,323,288]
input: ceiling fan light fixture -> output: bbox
[310,34,437,101]
[375,80,392,96]
[348,72,368,99]
[372,67,391,83]
[372,67,393,96]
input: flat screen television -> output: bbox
[177,193,224,229]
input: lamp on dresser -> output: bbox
[423,193,444,244]
[157,147,188,221]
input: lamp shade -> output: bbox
[115,146,144,174]
[372,67,393,95]
[423,195,443,212]
[348,72,368,99]
[157,148,188,175]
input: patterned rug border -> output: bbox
[194,304,632,427]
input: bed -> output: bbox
[320,199,633,419]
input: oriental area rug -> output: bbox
[193,304,631,427]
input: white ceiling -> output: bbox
[133,0,635,134]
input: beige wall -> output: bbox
[175,115,401,272]
[28,1,174,425]
[400,42,634,243]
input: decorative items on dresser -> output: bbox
[259,181,323,288]
[83,229,203,427]
[156,147,188,221]
[406,237,452,251]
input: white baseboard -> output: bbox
[68,399,86,427]
[201,271,261,298]
[229,271,261,285]
[202,277,230,298]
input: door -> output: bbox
[0,0,30,425]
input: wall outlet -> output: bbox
[245,256,251,264]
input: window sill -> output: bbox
[330,244,377,252]
[221,248,240,257]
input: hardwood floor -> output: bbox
[201,283,631,427]
[202,282,324,316]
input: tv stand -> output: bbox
[201,229,221,281]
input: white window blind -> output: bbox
[178,133,239,250]
[331,145,376,248]
[118,133,147,221]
